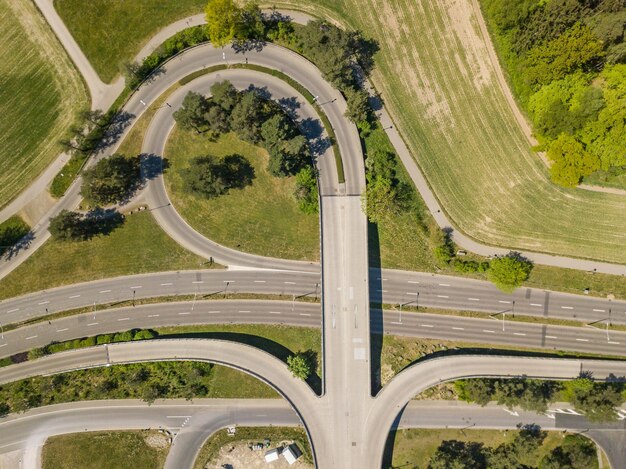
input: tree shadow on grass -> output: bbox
[157,331,322,395]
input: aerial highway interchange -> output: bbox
[1,2,626,469]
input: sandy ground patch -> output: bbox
[207,441,313,469]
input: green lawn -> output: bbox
[164,129,319,261]
[54,0,205,83]
[389,429,582,469]
[193,427,313,469]
[42,431,169,469]
[0,0,86,210]
[0,211,208,300]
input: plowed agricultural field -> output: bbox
[0,0,86,210]
[276,0,626,264]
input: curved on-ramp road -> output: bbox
[3,341,626,467]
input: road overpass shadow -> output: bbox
[158,331,322,395]
[368,220,384,395]
[381,409,405,468]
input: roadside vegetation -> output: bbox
[0,0,87,210]
[42,430,169,469]
[457,376,626,423]
[0,324,320,415]
[0,211,207,300]
[194,426,312,469]
[389,428,596,469]
[481,0,626,189]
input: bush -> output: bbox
[293,167,319,214]
[487,252,533,292]
[287,352,314,380]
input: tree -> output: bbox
[487,252,533,292]
[267,135,309,177]
[362,176,398,223]
[48,210,85,241]
[261,113,293,148]
[428,440,486,469]
[562,378,624,422]
[524,23,605,88]
[210,80,238,111]
[173,91,209,132]
[547,133,600,187]
[181,154,254,198]
[81,154,140,205]
[344,87,370,123]
[287,352,313,380]
[205,0,240,47]
[540,435,597,469]
[230,90,265,143]
[236,1,265,41]
[205,103,230,133]
[455,379,495,406]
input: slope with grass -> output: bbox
[54,0,205,83]
[0,211,207,300]
[42,430,169,469]
[0,0,86,211]
[164,128,319,261]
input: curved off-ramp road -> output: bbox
[2,343,626,467]
[1,399,624,469]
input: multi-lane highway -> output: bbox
[2,269,624,329]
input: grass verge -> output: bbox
[0,211,209,300]
[42,430,169,469]
[165,129,319,261]
[0,0,87,209]
[54,0,206,83]
[193,427,313,469]
[388,429,587,469]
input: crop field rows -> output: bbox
[0,0,86,210]
[274,0,626,264]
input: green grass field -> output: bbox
[54,0,205,83]
[165,128,319,261]
[42,431,169,469]
[389,429,586,469]
[0,211,207,300]
[0,0,86,210]
[270,0,626,264]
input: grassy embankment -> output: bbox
[42,431,169,469]
[165,128,320,261]
[0,0,86,210]
[0,211,209,300]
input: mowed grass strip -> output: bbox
[54,0,206,83]
[389,429,572,469]
[42,430,169,469]
[0,0,86,210]
[165,128,319,261]
[0,211,207,300]
[270,0,626,263]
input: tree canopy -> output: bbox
[287,352,314,380]
[486,252,533,292]
[81,154,140,205]
[181,154,254,199]
[205,0,239,47]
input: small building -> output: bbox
[282,444,301,465]
[264,448,280,463]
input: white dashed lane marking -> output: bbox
[468,298,480,301]
[561,306,574,310]
[99,290,111,293]
[69,294,81,299]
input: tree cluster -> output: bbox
[0,361,214,414]
[48,208,125,241]
[293,166,319,214]
[181,154,254,198]
[175,82,311,178]
[487,252,533,293]
[456,376,626,422]
[482,0,626,186]
[81,154,140,205]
